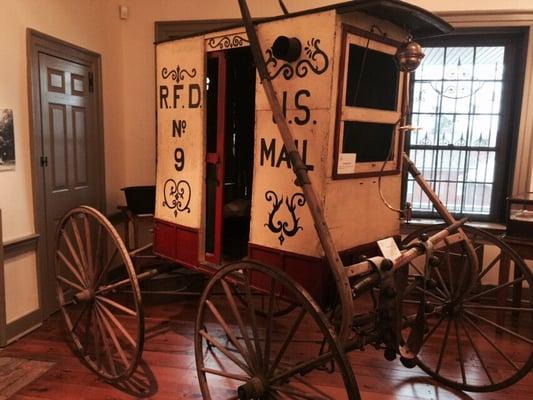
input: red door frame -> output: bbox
[205,51,227,264]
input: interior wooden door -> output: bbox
[38,52,100,316]
[205,51,227,264]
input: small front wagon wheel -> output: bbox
[195,261,360,400]
[55,206,144,382]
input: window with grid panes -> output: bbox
[404,30,527,221]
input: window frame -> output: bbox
[402,28,528,222]
[332,24,406,179]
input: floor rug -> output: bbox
[0,357,54,399]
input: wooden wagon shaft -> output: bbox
[92,265,166,297]
[128,243,153,257]
[394,218,469,264]
[347,217,469,291]
[236,0,354,345]
[403,153,479,294]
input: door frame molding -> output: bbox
[27,29,106,318]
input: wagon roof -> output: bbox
[155,0,452,44]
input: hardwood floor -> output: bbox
[1,293,531,399]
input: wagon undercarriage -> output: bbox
[55,189,533,398]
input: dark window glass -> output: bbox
[342,121,394,162]
[345,44,398,110]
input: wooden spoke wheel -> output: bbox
[55,206,144,382]
[400,225,533,392]
[195,261,360,400]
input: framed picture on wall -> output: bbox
[0,109,15,171]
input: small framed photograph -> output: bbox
[0,109,15,171]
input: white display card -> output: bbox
[337,153,357,174]
[377,237,401,261]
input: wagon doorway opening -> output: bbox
[205,47,255,264]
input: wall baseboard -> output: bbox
[1,219,42,347]
[3,309,42,347]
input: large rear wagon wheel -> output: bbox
[55,206,144,382]
[195,261,360,400]
[401,225,532,392]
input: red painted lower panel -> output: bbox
[153,219,199,270]
[153,220,177,260]
[153,220,393,308]
[248,244,334,308]
[283,254,331,306]
[177,227,200,267]
[247,240,393,308]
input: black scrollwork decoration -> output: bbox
[265,49,294,80]
[297,38,330,77]
[162,179,191,217]
[264,191,284,236]
[207,35,249,50]
[264,190,306,245]
[161,66,197,84]
[265,37,329,80]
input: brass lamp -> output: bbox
[396,36,425,132]
[395,38,425,72]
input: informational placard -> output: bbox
[377,237,401,261]
[337,153,356,174]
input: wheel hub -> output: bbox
[237,377,267,400]
[74,288,94,302]
[442,300,463,317]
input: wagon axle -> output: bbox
[237,377,266,400]
[74,288,94,303]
